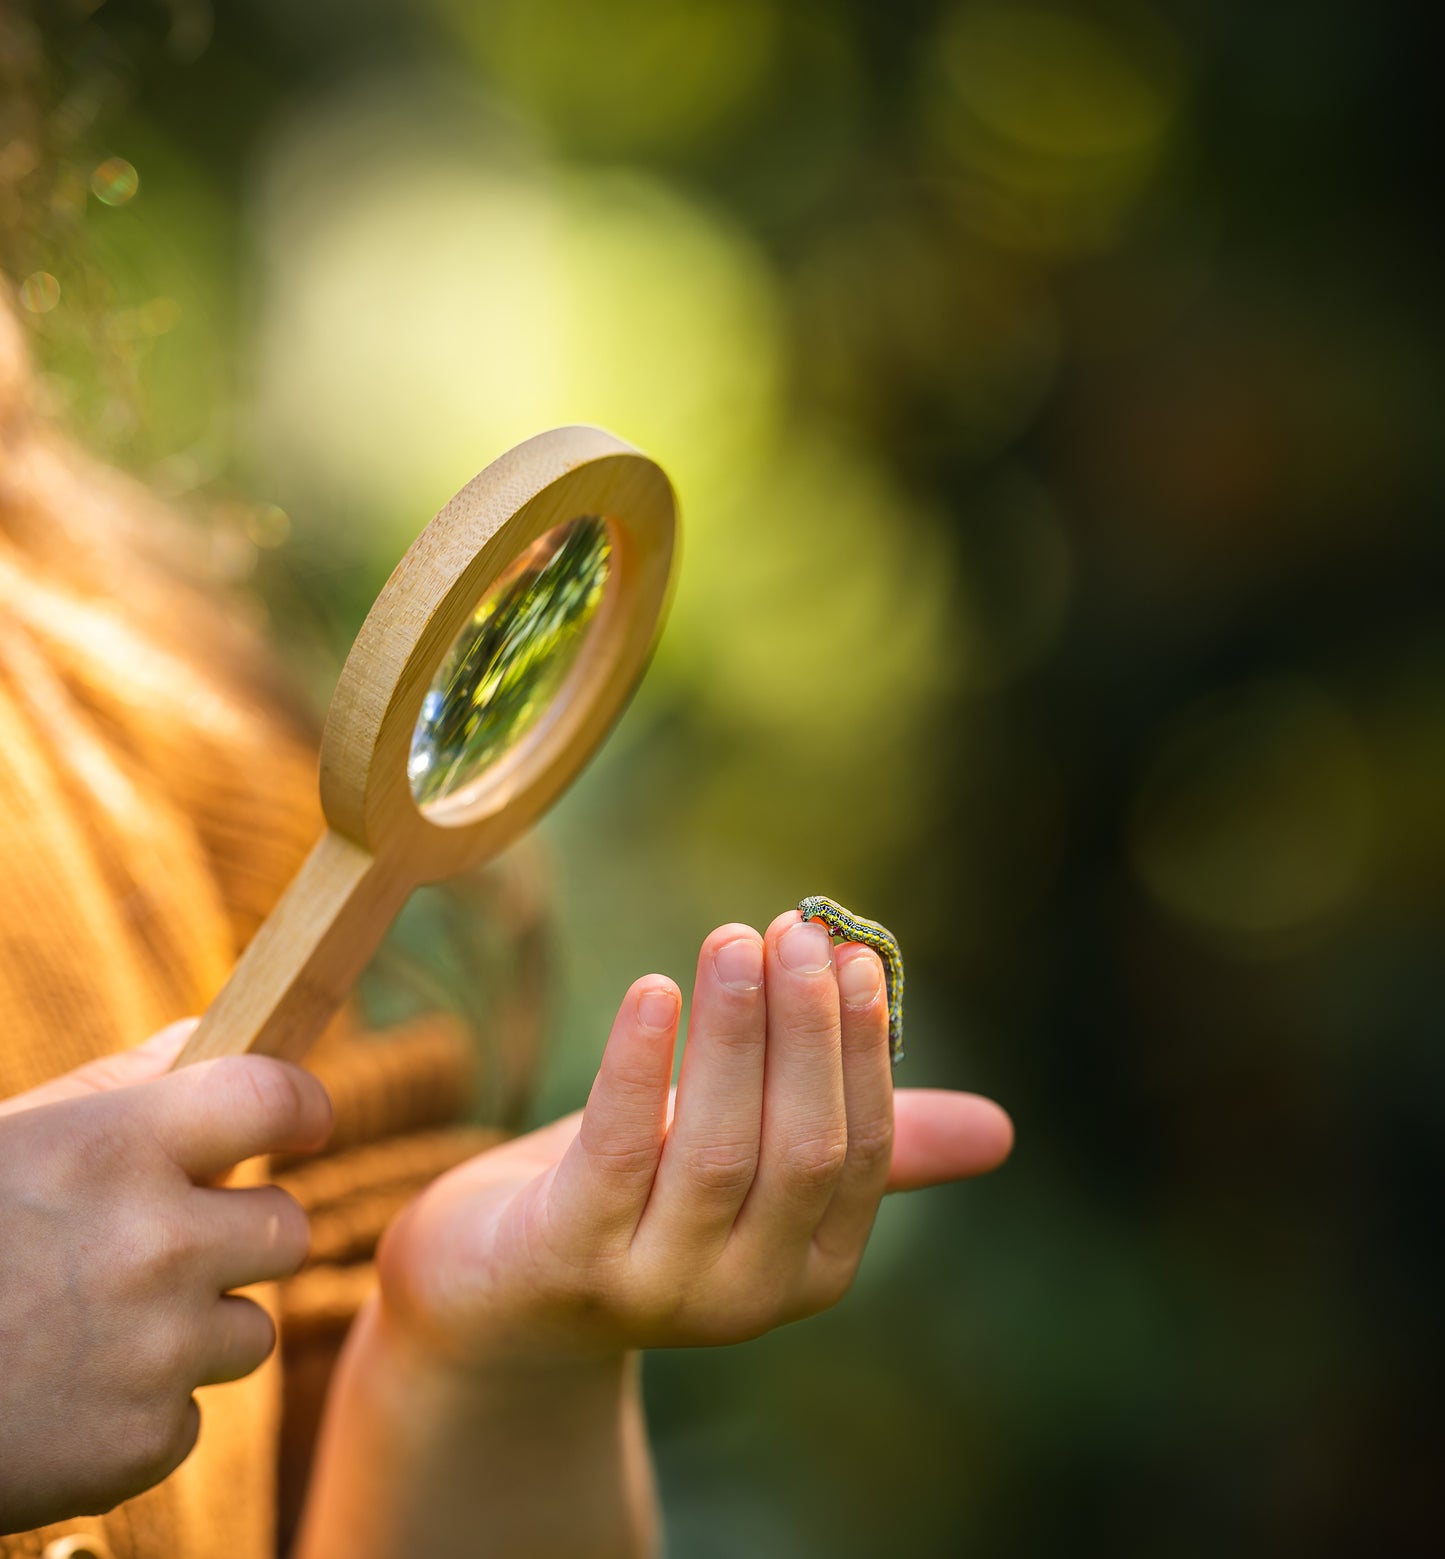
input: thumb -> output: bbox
[0,1018,199,1117]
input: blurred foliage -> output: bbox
[4,0,1441,1553]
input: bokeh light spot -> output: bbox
[439,0,781,152]
[91,156,140,206]
[19,271,60,313]
[941,4,1175,159]
[251,89,782,554]
[245,504,292,549]
[928,2,1182,252]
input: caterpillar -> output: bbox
[797,895,905,1064]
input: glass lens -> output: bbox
[409,514,611,809]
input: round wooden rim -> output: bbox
[318,426,677,880]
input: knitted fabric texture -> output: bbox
[0,383,548,1555]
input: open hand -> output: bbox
[378,910,1013,1369]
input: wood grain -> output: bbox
[173,426,677,1069]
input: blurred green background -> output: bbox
[4,0,1441,1553]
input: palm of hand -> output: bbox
[377,912,1013,1369]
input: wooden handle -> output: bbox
[171,830,411,1068]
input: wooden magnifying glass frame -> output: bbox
[172,425,677,1070]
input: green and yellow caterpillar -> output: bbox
[797,895,905,1065]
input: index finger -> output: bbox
[138,1055,334,1181]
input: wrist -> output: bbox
[323,1295,649,1533]
[295,1298,657,1559]
[356,1292,637,1427]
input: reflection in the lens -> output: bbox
[409,514,611,808]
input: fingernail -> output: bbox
[713,937,763,991]
[638,988,678,1032]
[780,920,832,973]
[838,951,882,1007]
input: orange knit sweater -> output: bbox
[0,316,548,1557]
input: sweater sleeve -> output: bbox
[0,531,552,1558]
[268,1014,505,1551]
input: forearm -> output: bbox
[290,1296,659,1559]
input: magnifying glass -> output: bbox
[171,425,676,1070]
